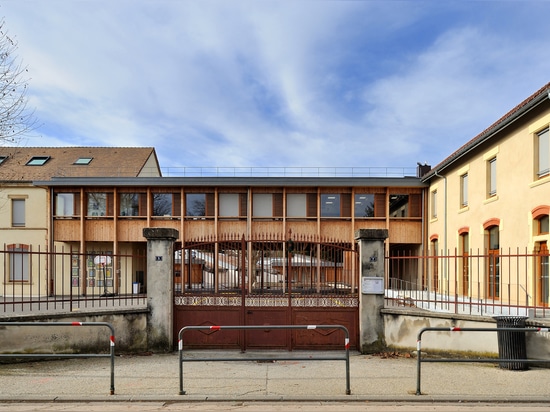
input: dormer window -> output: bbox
[74,157,93,165]
[26,156,50,166]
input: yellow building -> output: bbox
[423,82,550,311]
[0,147,161,298]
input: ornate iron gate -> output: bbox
[173,234,359,350]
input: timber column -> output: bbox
[355,229,388,353]
[143,227,179,352]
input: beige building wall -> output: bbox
[428,106,550,305]
[0,184,49,297]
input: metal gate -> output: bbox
[173,234,359,350]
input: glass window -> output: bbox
[253,194,272,217]
[354,194,374,217]
[488,157,497,197]
[0,155,8,165]
[287,194,307,217]
[88,193,107,216]
[120,193,140,216]
[538,215,549,235]
[219,193,239,217]
[430,190,437,219]
[461,173,468,207]
[321,194,340,217]
[186,193,204,216]
[11,199,25,227]
[9,244,29,281]
[26,156,50,166]
[538,128,549,178]
[153,193,173,216]
[56,193,75,216]
[389,194,408,217]
[74,157,93,165]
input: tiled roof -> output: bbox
[422,82,550,180]
[0,146,160,181]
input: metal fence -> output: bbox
[386,248,550,318]
[0,245,147,315]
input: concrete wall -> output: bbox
[0,310,148,355]
[383,308,550,360]
[2,307,550,361]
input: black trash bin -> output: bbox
[494,316,528,370]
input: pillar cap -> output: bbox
[354,229,389,240]
[143,227,179,240]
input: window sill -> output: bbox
[483,195,499,205]
[459,206,470,214]
[530,175,550,188]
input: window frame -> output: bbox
[354,193,375,218]
[8,244,30,282]
[26,156,50,166]
[488,157,497,197]
[460,173,469,208]
[537,128,550,179]
[11,198,25,227]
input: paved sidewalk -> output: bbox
[0,350,549,403]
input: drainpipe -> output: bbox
[433,170,448,287]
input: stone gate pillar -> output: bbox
[143,227,179,352]
[355,229,388,353]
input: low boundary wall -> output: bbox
[0,309,148,355]
[382,308,550,359]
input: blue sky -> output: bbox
[1,0,549,171]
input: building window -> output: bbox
[538,215,550,235]
[252,193,282,217]
[460,232,470,295]
[488,157,497,197]
[153,193,173,216]
[8,244,29,281]
[253,194,272,217]
[430,190,437,219]
[120,193,145,216]
[354,194,375,217]
[11,198,25,227]
[389,194,421,218]
[430,238,439,292]
[88,193,107,216]
[287,194,307,217]
[219,193,247,218]
[0,155,8,165]
[185,193,213,217]
[26,156,50,166]
[74,157,93,165]
[460,173,468,207]
[55,193,80,216]
[535,241,549,306]
[319,193,351,218]
[486,225,500,299]
[287,193,317,218]
[537,128,549,178]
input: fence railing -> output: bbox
[0,321,116,395]
[160,166,417,178]
[178,324,351,395]
[385,248,550,318]
[0,245,147,315]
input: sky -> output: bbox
[1,0,549,173]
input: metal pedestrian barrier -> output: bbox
[416,326,550,395]
[0,321,116,395]
[178,324,351,395]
